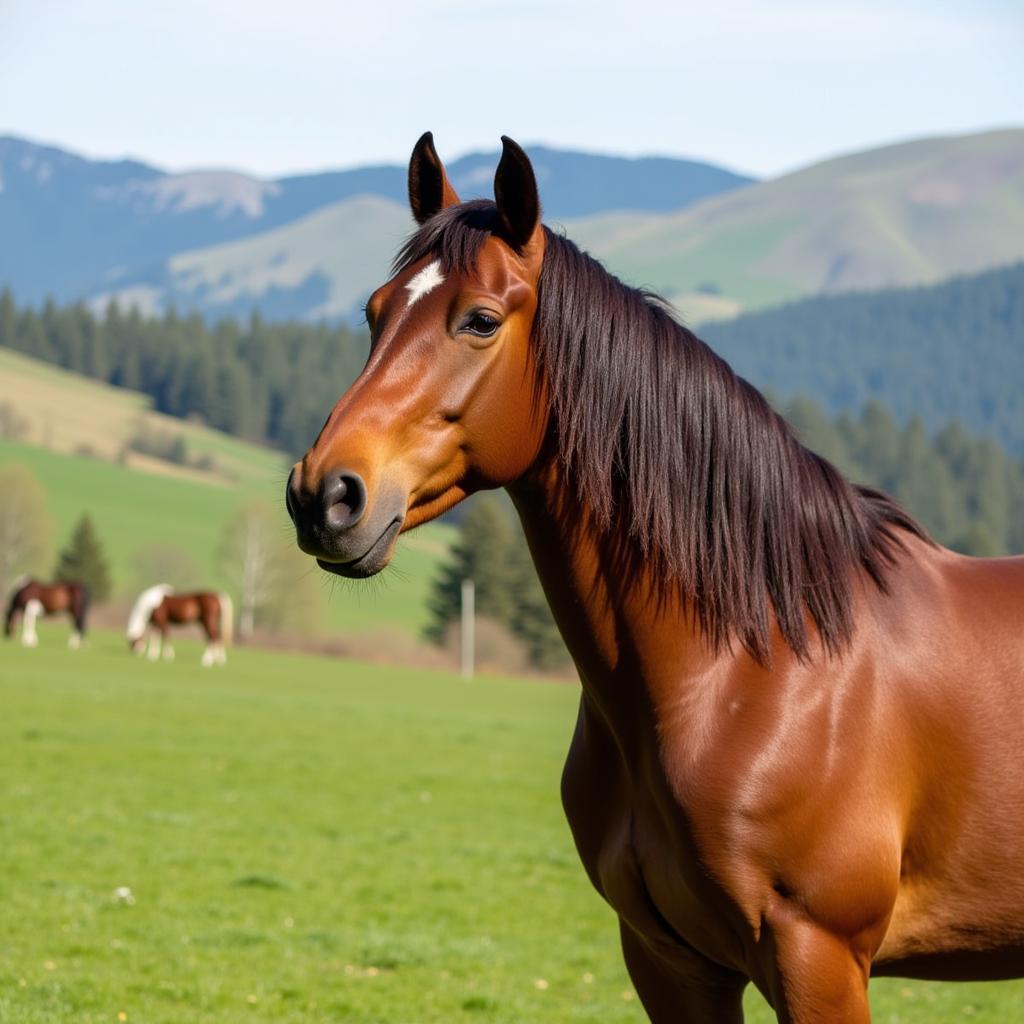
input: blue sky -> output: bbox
[1,0,1021,178]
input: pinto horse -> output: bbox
[285,133,1024,1022]
[127,584,233,666]
[4,577,91,648]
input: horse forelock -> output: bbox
[389,202,927,664]
[393,200,501,279]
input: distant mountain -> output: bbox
[0,135,751,309]
[5,129,1024,324]
[701,261,1024,456]
[572,129,1024,320]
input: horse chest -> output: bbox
[561,699,753,971]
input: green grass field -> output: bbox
[3,634,1023,1023]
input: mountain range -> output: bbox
[0,136,749,312]
[2,128,1023,323]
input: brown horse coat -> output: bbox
[285,133,1024,1022]
[127,586,232,666]
[5,578,90,647]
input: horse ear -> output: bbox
[408,131,460,225]
[494,136,541,252]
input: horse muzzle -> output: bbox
[286,467,404,578]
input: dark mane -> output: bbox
[395,201,927,662]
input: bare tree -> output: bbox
[0,462,54,597]
[218,501,278,638]
[218,500,324,639]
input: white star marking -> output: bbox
[405,260,445,307]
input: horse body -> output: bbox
[127,585,232,665]
[520,477,1024,1003]
[4,578,90,648]
[285,133,1024,1021]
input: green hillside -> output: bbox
[0,346,284,484]
[566,129,1024,318]
[0,351,453,637]
[156,195,414,322]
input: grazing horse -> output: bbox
[5,577,91,649]
[4,577,91,647]
[285,133,1024,1022]
[127,584,233,666]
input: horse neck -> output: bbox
[507,458,721,720]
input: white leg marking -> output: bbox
[201,645,215,667]
[405,260,445,307]
[148,631,161,661]
[68,631,82,650]
[22,600,43,648]
[163,643,175,661]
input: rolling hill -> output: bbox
[5,127,1023,324]
[0,346,284,485]
[89,128,1024,324]
[0,350,453,636]
[0,134,750,309]
[570,128,1024,320]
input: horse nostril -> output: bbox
[285,468,300,523]
[322,472,368,531]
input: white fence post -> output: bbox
[461,578,475,680]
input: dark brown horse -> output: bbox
[285,133,1024,1022]
[5,577,91,648]
[127,584,233,666]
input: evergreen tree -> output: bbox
[896,416,962,541]
[0,288,16,347]
[54,515,112,602]
[425,496,516,645]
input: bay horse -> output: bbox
[285,133,1024,1022]
[127,584,233,666]
[4,577,91,648]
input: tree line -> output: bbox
[702,262,1024,456]
[3,271,1022,465]
[2,288,1021,669]
[0,289,368,456]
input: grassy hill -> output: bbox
[0,346,283,486]
[0,351,452,637]
[567,128,1024,319]
[4,636,1023,1022]
[1,134,749,309]
[98,128,1024,325]
[154,195,414,322]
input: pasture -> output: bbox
[0,437,453,638]
[3,634,1023,1022]
[0,348,455,638]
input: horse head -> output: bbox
[286,133,549,578]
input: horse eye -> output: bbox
[462,313,500,337]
